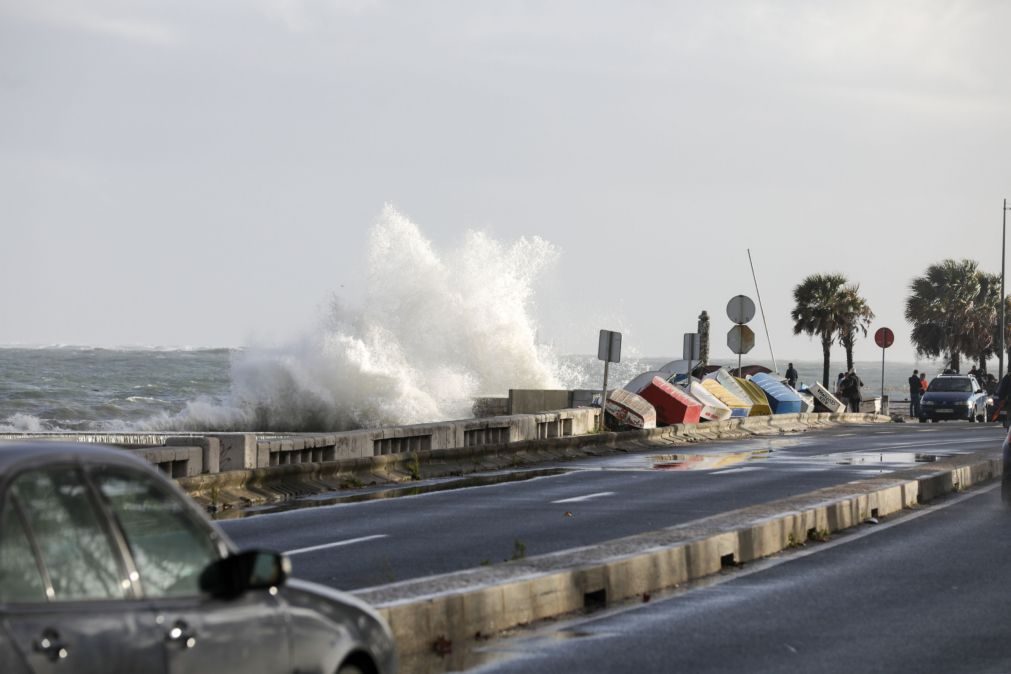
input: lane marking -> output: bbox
[712,467,762,475]
[285,534,388,556]
[497,482,1001,643]
[552,492,615,504]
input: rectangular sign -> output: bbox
[598,329,622,363]
[682,333,700,360]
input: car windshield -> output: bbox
[927,378,973,393]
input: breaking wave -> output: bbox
[145,206,563,432]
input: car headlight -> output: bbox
[922,400,935,406]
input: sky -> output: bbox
[2,0,1010,364]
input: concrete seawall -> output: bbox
[1,409,888,509]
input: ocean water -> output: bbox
[0,208,948,434]
[0,346,940,433]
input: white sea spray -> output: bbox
[144,206,564,431]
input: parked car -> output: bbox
[0,442,396,674]
[918,374,988,423]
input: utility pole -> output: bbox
[1003,199,1010,381]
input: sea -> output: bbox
[0,346,945,434]
[0,210,954,434]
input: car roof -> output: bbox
[0,441,152,473]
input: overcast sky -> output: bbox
[2,0,1009,363]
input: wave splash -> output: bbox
[147,206,562,432]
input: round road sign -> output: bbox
[874,327,895,349]
[727,325,755,354]
[727,295,756,325]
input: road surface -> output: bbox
[221,423,1003,592]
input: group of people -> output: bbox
[835,370,864,413]
[784,362,864,412]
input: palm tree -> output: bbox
[966,271,1000,371]
[791,274,850,387]
[837,285,875,371]
[905,259,986,372]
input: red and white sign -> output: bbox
[874,327,894,349]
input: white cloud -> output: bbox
[1,0,180,46]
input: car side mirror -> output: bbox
[977,389,983,394]
[199,550,291,600]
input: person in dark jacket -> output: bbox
[908,369,921,418]
[995,373,1011,428]
[785,363,798,389]
[841,369,863,413]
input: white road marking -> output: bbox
[285,534,388,556]
[552,491,615,504]
[712,467,762,475]
[497,482,1001,644]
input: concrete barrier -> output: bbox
[356,448,1000,669]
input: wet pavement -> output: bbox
[221,423,1003,592]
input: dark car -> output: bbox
[0,442,396,674]
[919,374,988,423]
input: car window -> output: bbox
[0,497,47,603]
[927,378,972,393]
[11,467,129,601]
[92,467,220,598]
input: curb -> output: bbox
[355,447,1001,666]
[178,412,888,510]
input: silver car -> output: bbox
[0,442,396,674]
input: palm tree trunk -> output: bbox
[843,332,855,371]
[821,332,832,387]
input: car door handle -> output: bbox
[165,620,197,649]
[33,628,68,662]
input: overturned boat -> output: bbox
[734,377,773,416]
[606,388,657,430]
[807,381,846,413]
[686,379,732,421]
[749,372,803,414]
[699,378,751,418]
[638,376,702,425]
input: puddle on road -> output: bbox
[649,449,772,471]
[215,468,568,520]
[830,452,941,465]
[642,449,946,472]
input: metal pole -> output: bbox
[1002,198,1007,382]
[600,360,610,431]
[881,346,886,401]
[748,249,778,373]
[686,339,694,390]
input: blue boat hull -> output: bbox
[750,373,803,414]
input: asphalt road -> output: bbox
[462,479,1011,674]
[220,423,1005,592]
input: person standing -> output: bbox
[785,363,798,389]
[842,369,864,413]
[908,369,922,418]
[995,372,1011,428]
[919,372,928,393]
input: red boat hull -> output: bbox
[638,376,702,425]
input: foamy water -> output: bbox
[40,207,565,432]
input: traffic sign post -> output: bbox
[597,330,622,430]
[726,295,756,325]
[726,295,756,374]
[874,327,895,408]
[683,333,700,387]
